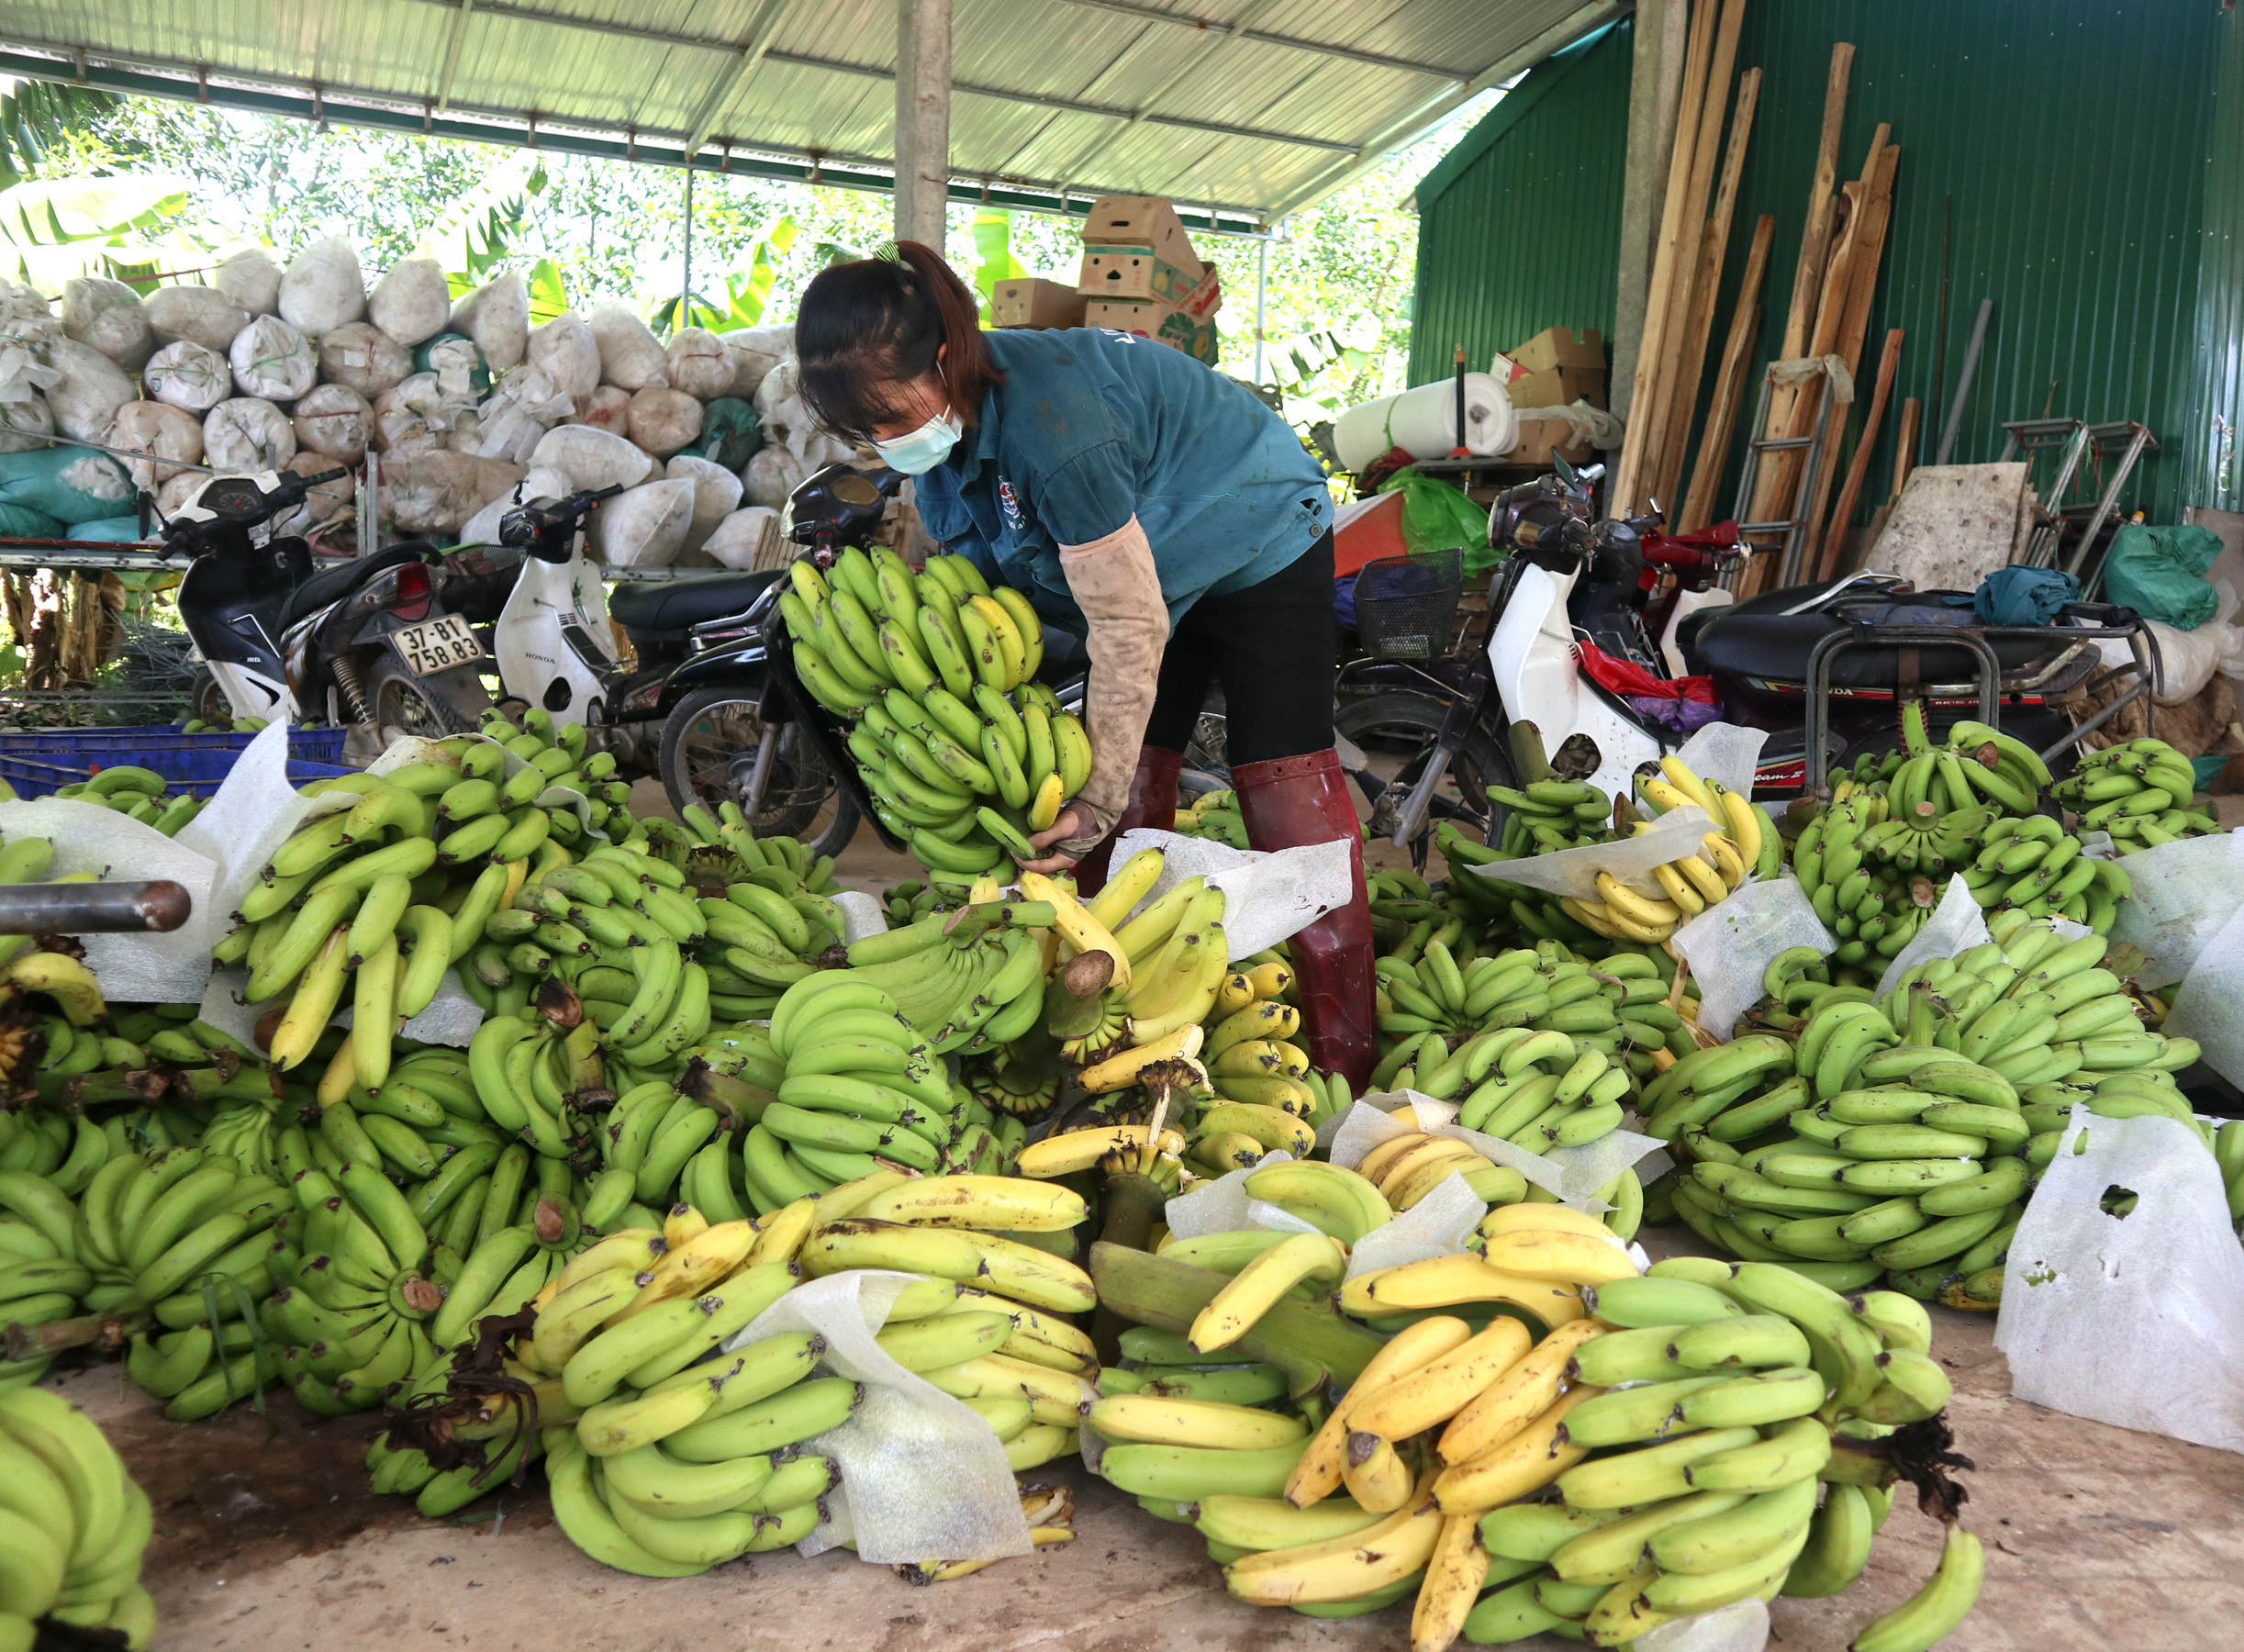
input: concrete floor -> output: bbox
[46,1222,2240,1652]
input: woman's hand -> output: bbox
[1022,804,1099,875]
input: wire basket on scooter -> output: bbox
[1353,548,1463,662]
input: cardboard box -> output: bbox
[1084,298,1219,365]
[1507,419,1593,467]
[1078,245,1215,309]
[1505,364,1607,411]
[1079,195,1202,278]
[1507,326,1605,374]
[989,277,1086,329]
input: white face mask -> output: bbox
[873,406,965,474]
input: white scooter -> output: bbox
[487,486,629,729]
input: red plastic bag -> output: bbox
[1574,638,1717,703]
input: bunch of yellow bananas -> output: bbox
[1562,757,1775,945]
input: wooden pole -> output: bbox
[1653,64,1760,519]
[1795,135,1898,564]
[1636,0,1750,513]
[1611,0,1719,518]
[1814,327,1903,582]
[1680,214,1774,531]
[1891,396,1922,500]
[1749,43,1854,526]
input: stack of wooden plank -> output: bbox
[1729,46,1903,595]
[1611,0,1758,526]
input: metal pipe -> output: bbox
[1936,298,1993,465]
[1253,233,1268,385]
[0,881,192,934]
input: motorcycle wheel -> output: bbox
[365,654,487,738]
[1334,693,1513,844]
[659,686,861,862]
[187,669,229,728]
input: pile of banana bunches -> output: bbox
[1793,714,2186,953]
[1081,1195,1982,1650]
[776,543,1095,888]
[1642,911,2205,1308]
[0,1384,161,1649]
[373,1176,1095,1576]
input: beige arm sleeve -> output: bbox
[1057,514,1169,852]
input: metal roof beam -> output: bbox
[394,0,1354,152]
[1049,0,1473,82]
[1262,0,1626,219]
[0,46,1275,232]
[682,0,801,155]
[434,0,475,113]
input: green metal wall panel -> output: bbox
[1694,0,2218,527]
[1407,20,1633,388]
[2185,4,2244,511]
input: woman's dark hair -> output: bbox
[795,241,1004,443]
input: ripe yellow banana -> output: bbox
[1437,1316,1606,1466]
[1595,873,1680,930]
[1340,1253,1587,1325]
[1478,1229,1638,1287]
[1077,1024,1205,1093]
[1018,871,1131,991]
[1015,1124,1187,1178]
[1659,755,1716,811]
[1652,860,1706,916]
[1346,1318,1533,1442]
[1189,1232,1346,1354]
[1225,1468,1444,1604]
[1287,1316,1474,1509]
[1432,1383,1602,1514]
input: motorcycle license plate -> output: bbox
[395,616,485,676]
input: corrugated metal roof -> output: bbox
[0,0,1624,228]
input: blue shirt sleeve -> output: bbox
[1035,439,1139,547]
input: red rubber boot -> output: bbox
[1069,745,1183,895]
[1231,747,1376,1091]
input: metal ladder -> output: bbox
[2065,421,2159,597]
[1729,363,1839,589]
[1997,417,2090,570]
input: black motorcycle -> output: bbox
[171,468,491,734]
[1343,455,2153,857]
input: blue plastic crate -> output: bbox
[0,724,353,798]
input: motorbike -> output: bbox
[1345,454,2150,859]
[171,467,492,734]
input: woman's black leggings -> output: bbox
[1141,530,1335,766]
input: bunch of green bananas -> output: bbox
[1664,917,2196,1302]
[747,974,972,1201]
[1792,791,1951,964]
[2050,736,2219,846]
[0,1384,160,1648]
[473,705,633,826]
[1174,787,1250,850]
[47,764,206,836]
[778,547,1092,887]
[1436,831,1612,956]
[1458,1261,1976,1651]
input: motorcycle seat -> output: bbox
[608,571,779,640]
[1691,594,2069,688]
[285,544,428,625]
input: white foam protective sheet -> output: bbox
[1479,805,1717,901]
[1161,1152,1318,1241]
[830,890,887,946]
[1995,1110,2244,1453]
[1105,829,1354,960]
[1873,874,1989,1000]
[2160,899,2244,1087]
[196,967,259,1043]
[0,798,222,1002]
[2105,832,2244,989]
[1670,721,1768,803]
[175,720,350,923]
[1342,1172,1486,1281]
[723,1269,1039,1564]
[1673,876,1834,1039]
[1638,1597,1770,1652]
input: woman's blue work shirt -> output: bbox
[910,328,1333,631]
